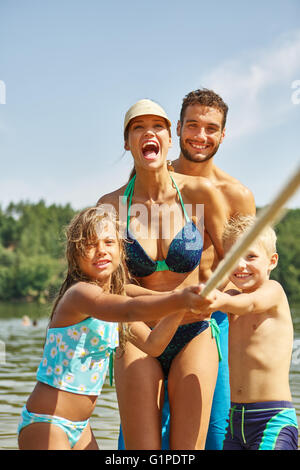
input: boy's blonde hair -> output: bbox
[222,214,277,256]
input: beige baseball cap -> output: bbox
[124,99,171,135]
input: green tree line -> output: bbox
[0,201,299,304]
[0,201,76,303]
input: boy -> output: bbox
[205,215,298,450]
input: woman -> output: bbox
[98,99,226,450]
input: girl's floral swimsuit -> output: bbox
[18,317,118,448]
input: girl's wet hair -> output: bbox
[50,206,126,320]
[50,205,132,351]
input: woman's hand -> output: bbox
[182,283,230,318]
[181,284,216,316]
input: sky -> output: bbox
[0,0,300,211]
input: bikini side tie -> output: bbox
[109,348,115,386]
[208,318,223,362]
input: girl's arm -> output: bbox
[128,311,185,357]
[61,282,210,324]
[207,280,283,315]
[125,283,169,297]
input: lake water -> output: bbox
[0,303,299,450]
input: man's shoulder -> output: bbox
[172,171,217,203]
[214,167,256,215]
[219,176,254,203]
[171,158,256,215]
[214,165,247,189]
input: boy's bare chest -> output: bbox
[229,313,271,342]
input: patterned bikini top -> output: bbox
[36,317,119,396]
[122,174,203,278]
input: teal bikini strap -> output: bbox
[109,349,115,386]
[122,173,190,226]
[122,175,136,204]
[121,175,136,229]
[169,173,190,223]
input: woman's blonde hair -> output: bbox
[222,214,277,256]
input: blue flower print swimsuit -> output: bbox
[18,317,118,448]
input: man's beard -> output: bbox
[180,136,220,163]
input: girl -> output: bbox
[17,206,209,450]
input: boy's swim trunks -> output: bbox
[223,401,298,450]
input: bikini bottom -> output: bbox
[118,316,225,450]
[156,318,222,379]
[18,405,89,449]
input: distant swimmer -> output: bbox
[21,316,31,327]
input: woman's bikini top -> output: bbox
[122,174,203,278]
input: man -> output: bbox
[170,89,256,450]
[173,88,255,278]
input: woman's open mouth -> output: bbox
[142,140,159,160]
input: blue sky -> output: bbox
[0,0,300,210]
